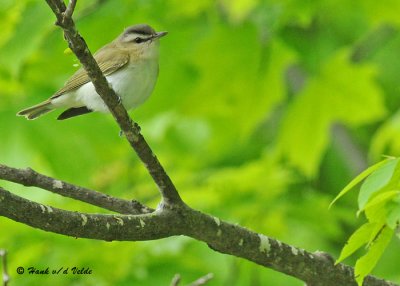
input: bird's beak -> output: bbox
[153,31,168,39]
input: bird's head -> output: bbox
[117,24,168,59]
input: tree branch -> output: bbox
[0,186,177,241]
[0,164,153,214]
[0,182,397,286]
[43,0,182,207]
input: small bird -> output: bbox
[17,24,167,120]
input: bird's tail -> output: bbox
[17,100,54,120]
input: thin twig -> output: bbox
[187,273,214,286]
[170,274,181,286]
[0,250,9,286]
[64,0,77,19]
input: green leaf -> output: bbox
[329,158,393,208]
[355,226,393,286]
[358,158,400,210]
[363,191,400,227]
[360,190,400,217]
[336,222,375,264]
[386,204,400,229]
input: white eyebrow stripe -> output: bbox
[123,33,152,42]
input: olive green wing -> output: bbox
[51,46,130,99]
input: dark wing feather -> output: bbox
[57,106,93,120]
[51,43,130,99]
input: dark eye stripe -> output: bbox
[133,37,152,43]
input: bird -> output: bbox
[17,24,167,120]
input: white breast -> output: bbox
[52,59,159,113]
[108,60,159,110]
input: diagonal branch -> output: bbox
[170,274,181,286]
[187,273,214,286]
[0,164,153,215]
[43,0,182,207]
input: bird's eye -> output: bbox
[134,37,143,43]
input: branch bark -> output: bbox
[0,164,153,215]
[0,1,398,286]
[0,184,397,286]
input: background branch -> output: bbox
[170,274,181,286]
[0,164,153,214]
[0,249,9,286]
[187,273,214,286]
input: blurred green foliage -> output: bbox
[1,0,400,285]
